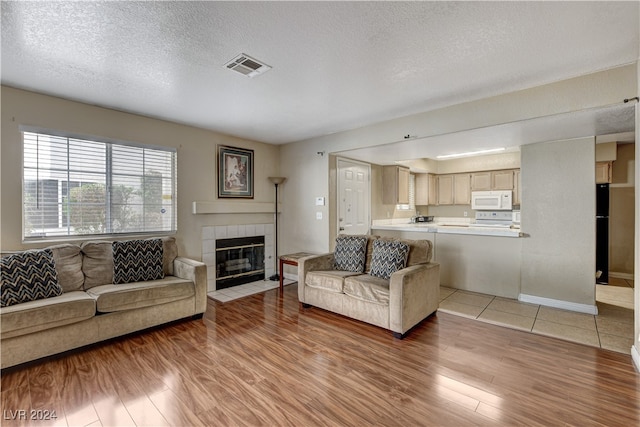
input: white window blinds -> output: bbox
[23,130,177,240]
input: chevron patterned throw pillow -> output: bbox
[112,239,164,284]
[334,235,368,272]
[1,249,62,307]
[369,239,410,279]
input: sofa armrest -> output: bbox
[388,262,440,335]
[297,253,334,302]
[173,257,207,314]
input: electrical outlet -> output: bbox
[464,211,468,217]
[316,212,323,220]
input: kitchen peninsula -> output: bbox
[372,219,523,298]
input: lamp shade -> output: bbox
[268,176,287,185]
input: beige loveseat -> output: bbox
[1,237,206,369]
[298,235,439,338]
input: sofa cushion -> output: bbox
[159,236,178,276]
[306,270,361,293]
[86,277,194,313]
[112,239,164,284]
[0,291,95,339]
[334,235,367,272]
[379,236,433,265]
[369,239,410,279]
[343,274,390,305]
[81,241,114,289]
[1,249,63,307]
[49,243,84,292]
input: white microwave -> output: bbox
[471,190,513,211]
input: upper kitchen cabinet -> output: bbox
[415,173,436,206]
[492,170,515,190]
[437,174,454,205]
[454,173,471,204]
[470,172,492,191]
[513,169,521,205]
[595,161,612,184]
[383,165,410,204]
[471,170,516,191]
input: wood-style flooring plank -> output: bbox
[1,284,639,426]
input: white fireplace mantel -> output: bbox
[192,201,281,215]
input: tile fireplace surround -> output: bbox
[202,223,275,293]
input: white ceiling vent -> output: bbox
[224,53,272,78]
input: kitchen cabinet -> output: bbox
[492,170,515,190]
[470,172,492,191]
[453,173,471,204]
[428,174,438,205]
[513,170,521,206]
[415,173,430,205]
[596,162,612,184]
[437,175,454,205]
[383,165,410,204]
[471,170,516,191]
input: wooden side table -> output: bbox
[279,252,315,291]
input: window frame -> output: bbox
[21,126,177,242]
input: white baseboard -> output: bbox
[518,294,598,315]
[609,271,635,280]
[632,345,640,373]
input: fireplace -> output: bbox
[215,235,265,290]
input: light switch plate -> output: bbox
[315,197,325,206]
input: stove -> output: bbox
[474,211,514,228]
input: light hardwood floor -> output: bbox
[1,284,639,426]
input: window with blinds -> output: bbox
[22,129,177,240]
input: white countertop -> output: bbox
[371,219,522,238]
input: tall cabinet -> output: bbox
[382,166,410,205]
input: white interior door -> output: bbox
[337,158,370,235]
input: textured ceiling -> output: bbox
[1,1,638,145]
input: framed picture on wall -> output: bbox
[218,145,254,198]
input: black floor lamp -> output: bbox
[268,176,286,281]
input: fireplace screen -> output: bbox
[215,235,265,289]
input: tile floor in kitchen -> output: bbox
[438,277,635,354]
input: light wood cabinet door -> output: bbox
[595,162,612,184]
[415,173,430,205]
[454,173,471,205]
[437,175,454,205]
[471,172,491,191]
[492,170,514,190]
[397,167,410,204]
[428,174,438,205]
[382,166,410,204]
[513,170,521,206]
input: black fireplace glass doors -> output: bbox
[215,235,265,289]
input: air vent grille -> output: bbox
[224,53,272,78]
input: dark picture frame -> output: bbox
[218,145,254,198]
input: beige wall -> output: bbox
[0,86,280,260]
[610,143,635,275]
[520,138,596,308]
[281,65,636,255]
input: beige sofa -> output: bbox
[1,237,206,369]
[298,235,439,338]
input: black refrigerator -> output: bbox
[596,183,609,284]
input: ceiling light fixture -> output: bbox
[436,147,506,159]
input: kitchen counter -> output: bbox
[371,222,522,238]
[371,220,523,298]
